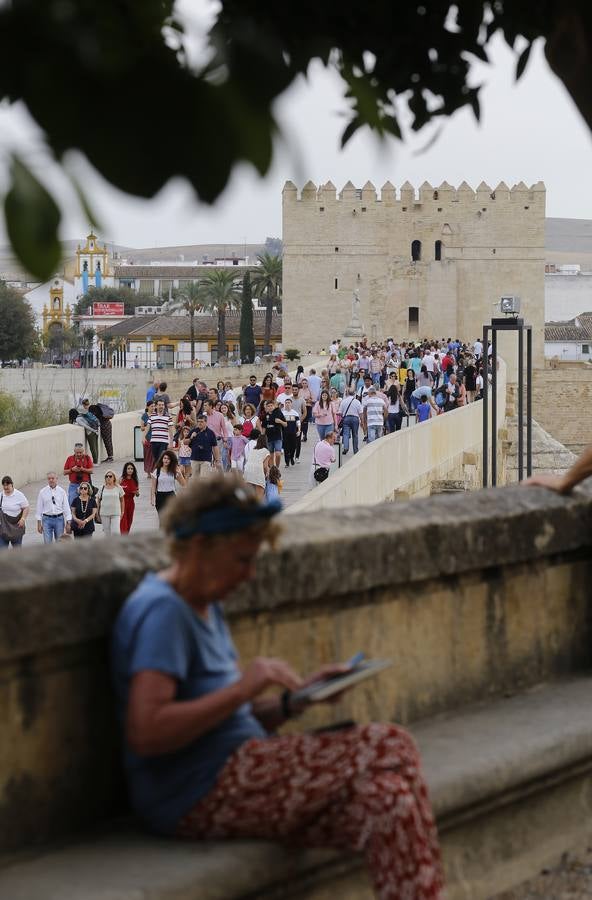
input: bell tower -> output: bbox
[42,277,72,334]
[75,231,110,295]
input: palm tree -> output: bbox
[251,253,282,355]
[203,270,241,361]
[167,280,207,364]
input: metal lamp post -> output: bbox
[482,297,532,487]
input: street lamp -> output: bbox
[482,298,532,487]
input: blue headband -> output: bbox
[173,499,282,539]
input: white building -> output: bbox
[25,277,75,323]
[545,313,592,361]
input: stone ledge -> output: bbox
[2,676,592,900]
[1,483,592,660]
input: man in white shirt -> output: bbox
[473,339,483,360]
[362,387,387,443]
[36,472,72,543]
[423,352,435,374]
[307,369,322,402]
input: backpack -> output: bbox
[242,418,254,437]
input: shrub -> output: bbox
[0,390,68,437]
[284,348,300,361]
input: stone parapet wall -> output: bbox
[1,481,592,850]
[0,364,274,412]
[533,364,592,453]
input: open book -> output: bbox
[292,659,393,704]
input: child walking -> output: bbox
[177,425,193,479]
[230,424,248,472]
[265,464,283,503]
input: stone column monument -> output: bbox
[344,289,364,340]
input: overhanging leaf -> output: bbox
[4,156,62,281]
[68,171,102,232]
[516,42,532,80]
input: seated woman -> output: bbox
[111,475,444,900]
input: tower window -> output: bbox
[435,240,442,261]
[319,206,325,212]
[334,247,339,253]
[411,240,421,262]
[334,277,338,290]
[409,306,419,327]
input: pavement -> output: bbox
[13,417,416,546]
[493,848,592,898]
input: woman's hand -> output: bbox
[17,518,26,528]
[238,657,303,701]
[521,474,568,493]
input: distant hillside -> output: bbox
[545,218,592,269]
[0,240,268,281]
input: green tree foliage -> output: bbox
[73,286,153,316]
[202,270,241,361]
[0,2,589,275]
[251,254,282,354]
[239,271,255,363]
[167,280,208,363]
[45,324,80,354]
[264,237,283,257]
[0,390,68,437]
[0,281,36,361]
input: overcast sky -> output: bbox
[1,2,591,249]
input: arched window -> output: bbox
[411,240,421,261]
[435,240,442,261]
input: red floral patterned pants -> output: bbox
[177,723,444,899]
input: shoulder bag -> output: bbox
[338,397,356,433]
[312,445,330,483]
[95,487,104,525]
[0,495,25,541]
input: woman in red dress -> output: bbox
[120,462,140,534]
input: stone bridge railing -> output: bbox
[2,479,592,896]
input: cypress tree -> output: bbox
[239,271,255,363]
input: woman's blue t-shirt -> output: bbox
[111,573,266,835]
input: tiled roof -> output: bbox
[100,311,282,340]
[545,312,592,342]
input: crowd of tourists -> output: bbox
[138,335,489,499]
[0,335,489,549]
[0,446,141,548]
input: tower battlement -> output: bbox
[282,179,545,206]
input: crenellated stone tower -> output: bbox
[282,180,546,368]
